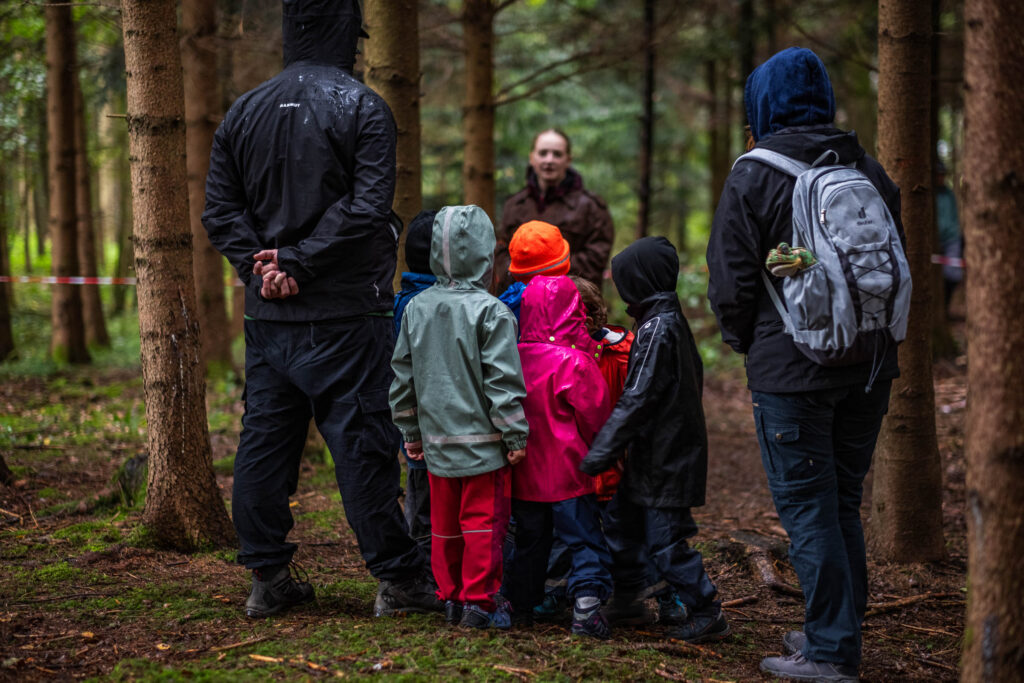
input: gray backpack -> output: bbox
[735,147,912,378]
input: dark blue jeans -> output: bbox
[603,495,717,612]
[233,317,425,581]
[751,380,892,668]
[504,495,613,612]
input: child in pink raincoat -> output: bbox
[502,275,614,639]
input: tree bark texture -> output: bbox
[121,0,235,551]
[870,0,944,563]
[929,0,957,358]
[0,161,14,361]
[462,0,496,222]
[636,0,655,241]
[46,5,90,364]
[73,69,110,348]
[962,0,1024,679]
[364,0,422,287]
[182,0,233,372]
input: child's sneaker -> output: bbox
[571,597,612,639]
[603,593,654,625]
[668,605,730,644]
[532,593,566,622]
[656,592,688,625]
[444,600,464,626]
[459,597,512,630]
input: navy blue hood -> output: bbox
[745,47,836,142]
[282,0,367,72]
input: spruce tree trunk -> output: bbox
[73,69,110,348]
[364,0,422,287]
[929,0,957,358]
[46,5,90,365]
[183,0,232,372]
[35,99,49,258]
[962,0,1024,679]
[0,160,14,361]
[870,0,944,562]
[636,0,655,241]
[121,0,235,551]
[462,0,496,222]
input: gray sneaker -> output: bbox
[783,630,807,655]
[759,652,858,682]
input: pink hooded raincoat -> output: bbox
[514,276,612,502]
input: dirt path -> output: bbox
[0,363,967,680]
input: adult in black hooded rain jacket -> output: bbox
[581,237,728,644]
[707,47,899,681]
[201,0,438,619]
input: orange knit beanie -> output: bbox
[508,220,571,281]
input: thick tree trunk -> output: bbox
[636,0,655,241]
[46,5,90,365]
[462,0,496,221]
[121,0,235,551]
[74,69,110,348]
[962,0,1024,679]
[870,0,944,562]
[364,0,422,287]
[182,0,232,372]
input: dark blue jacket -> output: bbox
[394,272,437,339]
[499,281,527,322]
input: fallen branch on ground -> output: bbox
[865,592,962,618]
[747,546,802,597]
[722,594,759,608]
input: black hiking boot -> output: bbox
[373,572,444,616]
[667,604,730,644]
[245,563,315,618]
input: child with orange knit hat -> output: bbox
[498,220,571,321]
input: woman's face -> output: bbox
[529,131,571,188]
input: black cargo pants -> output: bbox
[232,317,425,581]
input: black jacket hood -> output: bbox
[282,0,367,71]
[611,236,679,305]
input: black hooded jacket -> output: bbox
[202,0,398,321]
[580,237,708,509]
[707,47,902,392]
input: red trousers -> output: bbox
[429,466,511,611]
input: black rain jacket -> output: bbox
[581,237,708,509]
[202,0,398,321]
[706,126,904,392]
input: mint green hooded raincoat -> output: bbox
[389,205,529,478]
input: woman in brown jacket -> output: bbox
[495,129,614,291]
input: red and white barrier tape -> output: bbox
[930,254,964,268]
[3,258,964,286]
[0,275,247,286]
[0,275,137,285]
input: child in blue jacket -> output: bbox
[393,210,437,557]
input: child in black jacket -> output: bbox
[580,236,728,643]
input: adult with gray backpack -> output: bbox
[707,47,909,682]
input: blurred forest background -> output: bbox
[0,0,965,372]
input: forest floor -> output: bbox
[0,339,968,681]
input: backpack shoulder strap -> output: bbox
[760,270,794,334]
[732,148,810,177]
